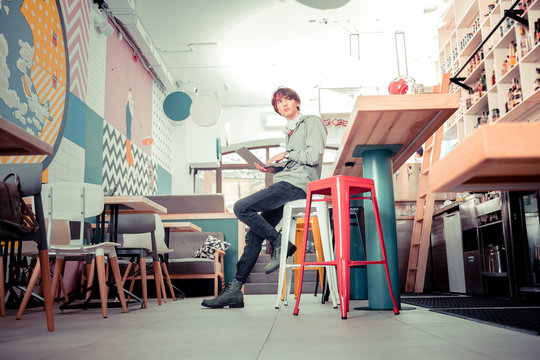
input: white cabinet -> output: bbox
[439,0,540,145]
[444,212,467,293]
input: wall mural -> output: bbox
[104,16,154,195]
[0,0,69,167]
[61,0,90,102]
[102,121,157,196]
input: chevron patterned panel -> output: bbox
[60,0,90,101]
[102,122,158,196]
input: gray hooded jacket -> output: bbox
[273,114,328,193]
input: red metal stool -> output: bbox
[293,175,400,319]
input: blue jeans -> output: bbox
[233,181,306,283]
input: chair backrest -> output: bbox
[0,163,48,250]
[120,214,172,254]
[42,182,104,246]
[0,163,43,197]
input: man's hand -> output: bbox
[254,163,274,173]
[266,152,286,166]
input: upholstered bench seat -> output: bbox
[167,258,218,274]
[167,232,226,296]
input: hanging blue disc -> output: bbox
[163,91,192,121]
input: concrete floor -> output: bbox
[0,294,539,360]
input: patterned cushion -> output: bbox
[193,234,230,260]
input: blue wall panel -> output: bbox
[63,93,86,147]
[84,107,104,185]
[157,164,172,194]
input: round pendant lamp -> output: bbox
[295,0,350,10]
[163,91,193,121]
[191,95,222,127]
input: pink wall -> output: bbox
[104,22,153,155]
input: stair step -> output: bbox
[246,270,319,283]
[251,253,319,272]
[243,281,319,295]
[244,252,321,294]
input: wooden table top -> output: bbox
[162,221,202,232]
[104,195,167,214]
[0,117,53,155]
[430,122,540,192]
[331,93,459,176]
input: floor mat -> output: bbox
[431,308,540,335]
[401,292,460,298]
[401,296,538,308]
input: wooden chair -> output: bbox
[116,214,169,308]
[0,163,54,331]
[17,182,128,319]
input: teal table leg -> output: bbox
[362,149,401,309]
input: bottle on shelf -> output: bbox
[514,78,522,107]
[491,70,496,85]
[491,108,500,122]
[535,20,540,46]
[519,27,530,57]
[510,41,518,66]
[502,57,509,75]
[534,68,540,92]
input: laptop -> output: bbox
[235,147,287,169]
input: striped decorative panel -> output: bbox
[60,0,91,101]
[102,122,158,196]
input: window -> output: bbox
[222,169,265,212]
[192,145,337,212]
[194,170,216,194]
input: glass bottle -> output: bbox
[519,27,530,57]
[502,57,509,75]
[514,78,522,106]
[509,41,517,67]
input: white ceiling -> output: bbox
[126,0,449,107]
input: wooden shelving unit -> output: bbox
[438,0,540,146]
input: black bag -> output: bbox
[0,173,39,233]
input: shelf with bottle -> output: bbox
[439,0,540,139]
[493,17,517,51]
[458,21,484,58]
[481,1,504,55]
[464,88,489,115]
[521,28,540,62]
[460,64,488,114]
[499,59,521,82]
[463,49,486,87]
[495,85,540,122]
[463,48,486,81]
[456,0,481,29]
[519,0,539,13]
[526,0,540,13]
[440,41,460,74]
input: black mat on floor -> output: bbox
[431,308,540,335]
[401,292,461,298]
[401,296,538,308]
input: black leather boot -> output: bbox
[264,235,297,274]
[201,279,244,308]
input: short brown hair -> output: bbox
[271,87,301,114]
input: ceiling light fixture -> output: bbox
[296,0,350,10]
